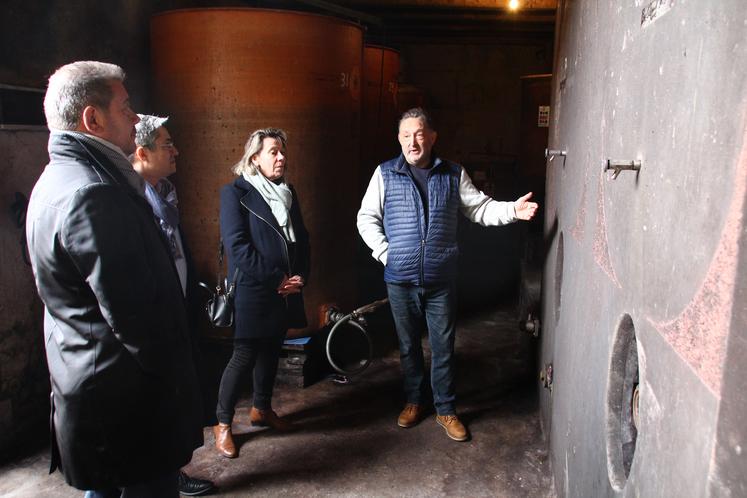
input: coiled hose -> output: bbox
[325,298,389,376]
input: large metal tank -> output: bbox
[361,45,400,184]
[357,46,400,349]
[150,8,363,338]
[542,0,747,496]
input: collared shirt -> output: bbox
[62,130,146,197]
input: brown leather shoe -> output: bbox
[213,423,237,458]
[397,403,424,428]
[250,407,295,432]
[436,414,469,442]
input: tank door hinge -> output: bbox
[539,363,553,392]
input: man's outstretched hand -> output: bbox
[514,192,539,221]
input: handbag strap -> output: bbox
[218,238,240,296]
[226,267,239,297]
[215,238,225,292]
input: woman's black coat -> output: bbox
[219,176,310,339]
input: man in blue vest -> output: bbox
[357,107,538,441]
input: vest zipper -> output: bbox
[410,177,427,286]
[420,238,426,285]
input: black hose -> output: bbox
[325,314,373,376]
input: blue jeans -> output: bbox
[386,282,457,415]
[84,470,179,498]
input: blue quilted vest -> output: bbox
[381,155,461,285]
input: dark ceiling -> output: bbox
[239,0,557,44]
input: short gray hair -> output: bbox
[135,114,169,149]
[44,61,126,130]
[232,128,288,176]
[398,107,435,131]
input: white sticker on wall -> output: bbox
[538,106,550,127]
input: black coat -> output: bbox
[180,228,218,427]
[220,177,310,339]
[25,133,203,489]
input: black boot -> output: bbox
[178,471,215,496]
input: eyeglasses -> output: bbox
[157,142,177,151]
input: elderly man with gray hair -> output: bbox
[26,61,203,497]
[357,107,538,443]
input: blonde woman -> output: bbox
[213,128,310,458]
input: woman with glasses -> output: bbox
[213,128,310,459]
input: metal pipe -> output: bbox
[324,298,389,376]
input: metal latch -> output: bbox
[539,363,553,392]
[605,159,642,179]
[545,148,567,163]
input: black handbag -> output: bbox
[199,240,238,328]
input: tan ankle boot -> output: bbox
[397,403,424,428]
[436,414,469,442]
[250,407,295,432]
[213,423,237,458]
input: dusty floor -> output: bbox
[0,307,554,497]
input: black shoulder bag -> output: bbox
[199,239,239,328]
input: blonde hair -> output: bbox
[232,128,288,176]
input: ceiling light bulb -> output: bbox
[509,0,520,10]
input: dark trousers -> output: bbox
[216,335,285,424]
[386,282,458,416]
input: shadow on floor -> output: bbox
[0,305,555,498]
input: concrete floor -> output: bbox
[0,307,554,497]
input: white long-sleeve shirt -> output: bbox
[356,162,517,265]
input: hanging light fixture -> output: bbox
[508,0,520,11]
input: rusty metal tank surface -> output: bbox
[150,8,363,338]
[361,45,400,184]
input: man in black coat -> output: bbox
[25,61,203,497]
[131,113,215,496]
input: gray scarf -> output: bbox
[243,172,296,242]
[144,179,182,259]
